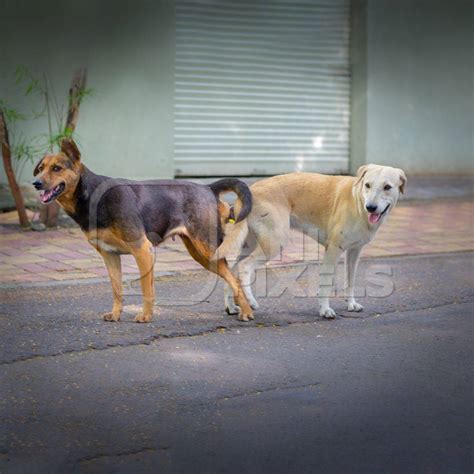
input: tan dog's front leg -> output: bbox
[346,246,364,312]
[319,244,343,319]
[131,240,155,323]
[100,250,123,322]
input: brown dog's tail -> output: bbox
[208,178,252,223]
[209,178,252,261]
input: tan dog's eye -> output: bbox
[52,165,62,172]
[384,184,392,191]
[365,183,370,189]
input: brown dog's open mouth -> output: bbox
[39,182,66,203]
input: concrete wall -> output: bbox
[351,0,474,174]
[2,0,472,185]
[0,0,175,184]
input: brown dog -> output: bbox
[32,138,254,322]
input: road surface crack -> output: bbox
[217,381,320,402]
[77,446,169,465]
[1,299,471,366]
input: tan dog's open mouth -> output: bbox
[368,203,390,224]
[39,182,65,203]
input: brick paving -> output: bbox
[0,200,472,285]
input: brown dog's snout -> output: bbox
[32,179,43,190]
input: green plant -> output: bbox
[12,65,94,156]
[1,66,92,228]
[0,98,43,182]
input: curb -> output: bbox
[1,250,472,290]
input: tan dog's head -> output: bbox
[32,138,82,204]
[354,164,407,225]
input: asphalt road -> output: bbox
[1,252,473,473]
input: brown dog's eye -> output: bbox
[365,183,370,189]
[384,184,392,191]
[52,165,62,172]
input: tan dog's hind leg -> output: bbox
[236,251,262,310]
[238,213,290,311]
[100,250,123,322]
[319,244,344,319]
[131,239,155,323]
[182,236,254,322]
[345,246,364,312]
[224,248,263,315]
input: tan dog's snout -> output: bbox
[356,164,407,225]
[363,192,391,214]
[365,203,378,213]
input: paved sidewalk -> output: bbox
[0,199,472,286]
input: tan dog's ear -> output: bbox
[398,169,407,194]
[60,137,81,163]
[33,157,44,176]
[354,164,369,187]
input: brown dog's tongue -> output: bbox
[369,213,381,224]
[40,190,53,203]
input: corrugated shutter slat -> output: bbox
[174,0,350,176]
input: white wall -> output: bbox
[2,0,473,184]
[0,0,175,184]
[352,0,473,174]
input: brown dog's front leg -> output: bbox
[100,250,123,322]
[131,240,155,323]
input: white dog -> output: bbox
[217,164,407,319]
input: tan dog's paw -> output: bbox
[103,312,120,322]
[134,313,152,323]
[249,300,259,310]
[225,304,240,315]
[319,307,336,319]
[347,302,364,312]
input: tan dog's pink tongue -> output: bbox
[369,213,381,224]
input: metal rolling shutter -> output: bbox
[174,0,350,176]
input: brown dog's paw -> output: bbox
[134,313,152,323]
[103,312,120,322]
[238,311,254,322]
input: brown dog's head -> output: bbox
[32,138,82,204]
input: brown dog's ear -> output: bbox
[398,169,407,194]
[353,164,369,187]
[60,137,81,163]
[33,157,44,176]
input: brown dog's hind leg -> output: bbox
[130,238,155,323]
[99,250,123,322]
[182,236,254,322]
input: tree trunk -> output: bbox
[40,68,87,227]
[65,68,88,134]
[0,110,30,229]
